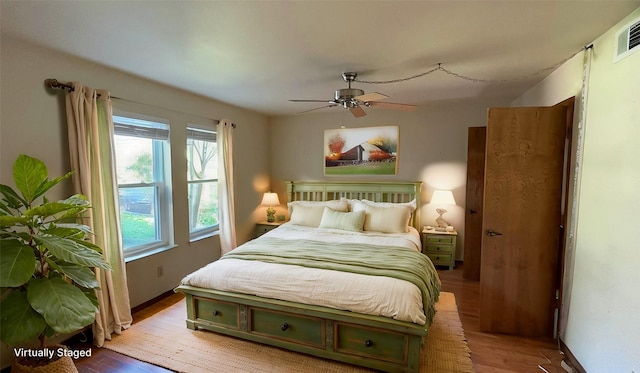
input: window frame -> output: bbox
[186,126,219,241]
[113,112,174,261]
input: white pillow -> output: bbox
[351,200,413,233]
[319,207,366,232]
[288,200,349,227]
[356,199,417,212]
[287,199,348,216]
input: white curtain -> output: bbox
[217,119,237,255]
[65,83,132,347]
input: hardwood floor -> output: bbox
[72,264,566,372]
[438,264,565,373]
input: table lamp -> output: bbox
[430,190,456,231]
[261,192,280,222]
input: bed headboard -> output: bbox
[286,181,423,232]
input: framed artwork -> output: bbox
[324,126,399,175]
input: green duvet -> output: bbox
[222,237,442,324]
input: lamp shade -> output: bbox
[430,190,456,205]
[261,192,280,206]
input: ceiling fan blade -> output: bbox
[289,99,333,103]
[355,92,388,102]
[296,104,338,114]
[350,105,367,118]
[367,101,417,112]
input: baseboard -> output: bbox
[559,338,587,373]
[131,289,176,314]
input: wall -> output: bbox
[513,8,640,372]
[0,35,270,310]
[268,97,511,259]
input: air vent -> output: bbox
[614,18,640,62]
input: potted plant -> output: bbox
[0,155,110,372]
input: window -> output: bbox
[113,114,173,259]
[187,127,218,238]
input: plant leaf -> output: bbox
[13,155,48,204]
[24,201,87,220]
[0,184,27,209]
[0,239,36,287]
[32,172,73,201]
[50,260,99,289]
[0,215,30,228]
[33,235,110,270]
[0,290,46,346]
[27,277,98,334]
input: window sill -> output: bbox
[124,244,178,263]
[190,229,219,243]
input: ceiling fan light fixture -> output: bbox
[335,88,364,100]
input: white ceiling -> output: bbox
[2,1,638,117]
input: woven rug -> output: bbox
[103,292,474,373]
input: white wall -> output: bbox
[513,8,640,372]
[0,35,270,310]
[268,97,511,260]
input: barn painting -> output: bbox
[324,126,399,175]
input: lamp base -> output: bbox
[266,207,276,222]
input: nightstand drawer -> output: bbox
[425,236,454,244]
[426,253,453,266]
[424,244,455,254]
[255,222,284,238]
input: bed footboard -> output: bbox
[175,285,427,373]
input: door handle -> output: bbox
[486,230,503,237]
[470,209,478,214]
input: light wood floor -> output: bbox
[73,264,566,372]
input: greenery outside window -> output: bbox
[187,126,218,239]
[113,114,173,259]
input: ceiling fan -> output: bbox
[289,72,417,118]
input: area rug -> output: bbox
[103,292,474,373]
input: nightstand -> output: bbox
[255,221,285,238]
[422,229,457,270]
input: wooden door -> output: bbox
[479,106,566,337]
[463,127,486,281]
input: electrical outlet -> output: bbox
[157,265,164,277]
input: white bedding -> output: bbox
[181,223,428,324]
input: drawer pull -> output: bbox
[364,339,373,347]
[213,310,220,317]
[280,323,289,331]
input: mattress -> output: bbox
[181,223,440,325]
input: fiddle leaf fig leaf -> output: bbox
[27,277,98,334]
[0,290,46,346]
[0,239,36,287]
[34,235,110,270]
[51,260,99,289]
[13,155,48,204]
[0,184,27,210]
[0,215,30,228]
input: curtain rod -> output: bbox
[44,78,236,128]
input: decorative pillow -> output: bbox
[319,207,366,232]
[288,200,349,227]
[351,200,413,233]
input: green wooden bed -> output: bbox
[176,181,435,373]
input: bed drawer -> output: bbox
[335,322,407,363]
[249,308,325,348]
[426,253,453,266]
[194,297,239,329]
